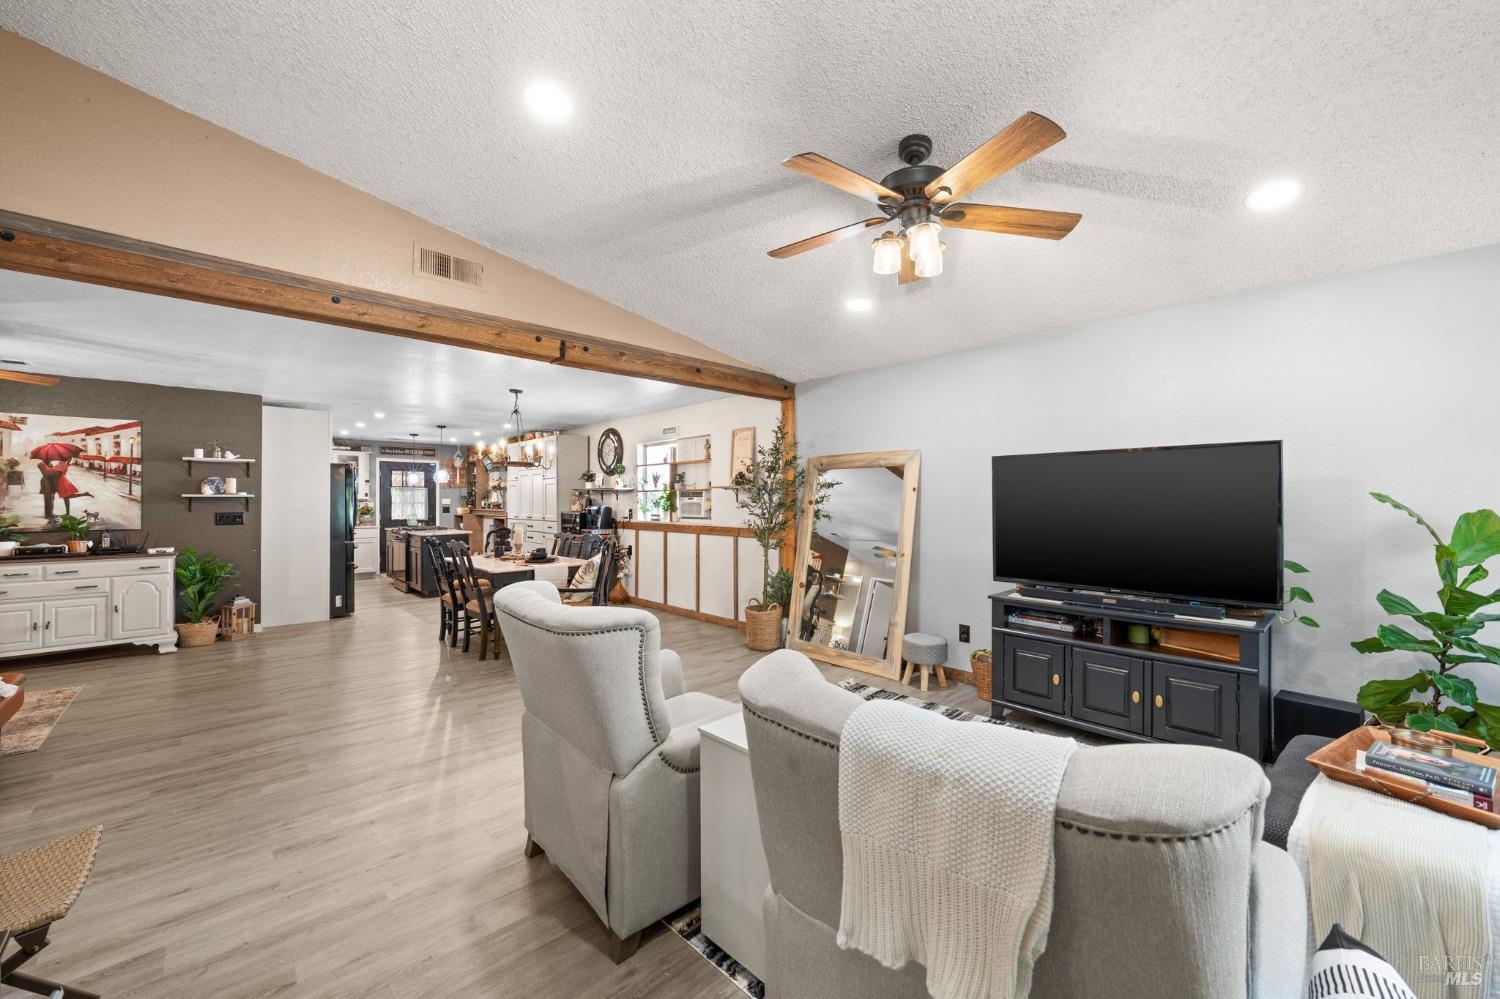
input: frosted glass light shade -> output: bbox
[871,233,905,275]
[914,241,945,278]
[906,221,941,265]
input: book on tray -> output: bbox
[1355,739,1496,808]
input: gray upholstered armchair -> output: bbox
[739,650,1308,999]
[494,580,737,960]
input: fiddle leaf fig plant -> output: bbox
[1352,492,1500,748]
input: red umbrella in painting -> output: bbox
[29,442,84,461]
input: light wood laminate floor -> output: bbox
[0,579,986,998]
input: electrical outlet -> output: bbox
[958,624,971,643]
[214,512,245,526]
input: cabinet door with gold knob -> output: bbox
[1000,636,1067,715]
[1069,647,1147,735]
[1148,661,1239,750]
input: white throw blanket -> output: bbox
[1289,774,1498,999]
[836,701,1077,999]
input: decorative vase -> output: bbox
[175,621,219,647]
[745,601,782,651]
[0,541,17,557]
[65,539,90,554]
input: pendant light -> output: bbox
[434,424,451,484]
[506,389,526,439]
[871,231,905,275]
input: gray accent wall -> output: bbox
[796,243,1500,704]
[1,375,263,607]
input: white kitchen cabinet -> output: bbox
[0,555,178,660]
[0,602,42,655]
[114,574,174,639]
[353,527,379,575]
[45,595,111,648]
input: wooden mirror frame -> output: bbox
[786,450,920,679]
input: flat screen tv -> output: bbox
[992,441,1283,608]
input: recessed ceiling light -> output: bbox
[845,297,873,313]
[1245,178,1303,212]
[339,429,350,435]
[373,412,386,419]
[524,80,573,123]
[504,422,513,430]
[355,422,366,428]
[472,430,481,436]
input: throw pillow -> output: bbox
[565,553,602,604]
[1307,923,1416,999]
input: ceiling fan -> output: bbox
[768,111,1081,283]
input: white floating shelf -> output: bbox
[181,457,256,463]
[180,493,255,498]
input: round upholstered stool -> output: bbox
[900,632,949,693]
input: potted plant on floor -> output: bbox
[735,420,834,651]
[56,513,94,554]
[1352,493,1500,747]
[0,514,25,557]
[174,547,239,648]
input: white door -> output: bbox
[353,539,378,574]
[529,473,545,519]
[0,602,43,655]
[856,579,895,659]
[543,479,558,520]
[114,575,173,639]
[44,595,110,648]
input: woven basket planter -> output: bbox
[969,649,993,702]
[175,621,219,648]
[745,602,782,651]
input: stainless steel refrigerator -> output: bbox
[330,462,357,617]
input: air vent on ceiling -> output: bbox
[661,426,679,437]
[413,243,484,288]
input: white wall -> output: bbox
[261,406,332,627]
[798,243,1500,703]
[567,394,781,526]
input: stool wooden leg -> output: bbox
[935,665,948,688]
[920,665,930,693]
[899,659,911,684]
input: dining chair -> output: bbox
[446,540,502,660]
[558,539,619,607]
[426,537,464,647]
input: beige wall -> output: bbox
[0,30,750,369]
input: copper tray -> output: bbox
[1306,725,1500,829]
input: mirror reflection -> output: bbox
[798,464,905,657]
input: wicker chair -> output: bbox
[0,825,103,998]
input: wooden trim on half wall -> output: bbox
[0,210,794,401]
[627,595,746,632]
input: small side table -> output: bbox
[0,672,26,740]
[700,709,770,980]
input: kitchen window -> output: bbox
[388,468,429,522]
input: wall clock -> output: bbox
[598,428,624,473]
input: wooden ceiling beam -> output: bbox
[0,210,794,401]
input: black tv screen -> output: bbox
[992,441,1283,608]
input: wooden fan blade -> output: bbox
[0,370,59,386]
[924,112,1066,204]
[941,203,1081,240]
[784,153,903,205]
[768,217,887,259]
[898,249,920,285]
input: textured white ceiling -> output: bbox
[3,1,1498,381]
[0,270,721,439]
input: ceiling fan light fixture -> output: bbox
[914,241,946,279]
[906,220,942,264]
[871,232,905,275]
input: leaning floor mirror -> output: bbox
[787,450,920,679]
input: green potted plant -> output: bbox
[734,420,834,650]
[1352,493,1500,747]
[174,547,239,647]
[356,502,375,526]
[55,513,93,553]
[0,513,25,556]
